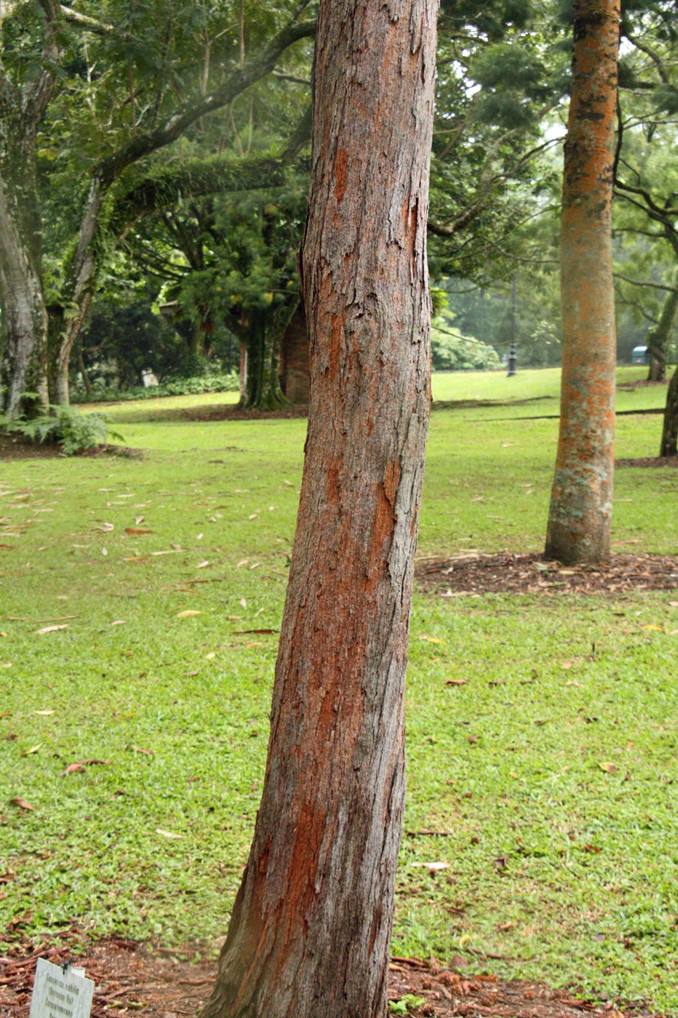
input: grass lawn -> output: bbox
[1,368,676,1011]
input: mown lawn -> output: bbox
[1,368,676,1011]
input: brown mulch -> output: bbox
[0,435,141,461]
[616,456,678,469]
[0,934,659,1018]
[417,552,678,597]
[617,379,668,391]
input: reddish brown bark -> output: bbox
[545,0,621,565]
[200,3,437,1017]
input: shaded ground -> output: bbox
[617,456,678,469]
[0,434,141,460]
[0,935,660,1018]
[417,552,678,596]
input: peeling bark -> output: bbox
[200,2,437,1016]
[545,0,621,565]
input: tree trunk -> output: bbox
[241,304,295,411]
[646,273,678,383]
[51,177,106,406]
[545,0,620,565]
[200,2,437,1017]
[0,130,49,417]
[660,367,678,457]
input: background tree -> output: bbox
[545,0,621,565]
[200,0,437,1015]
[0,0,315,414]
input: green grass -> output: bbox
[1,368,676,1011]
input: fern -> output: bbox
[1,405,124,456]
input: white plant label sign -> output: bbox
[29,958,94,1018]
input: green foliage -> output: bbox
[389,996,425,1015]
[0,406,122,455]
[431,311,502,371]
[72,372,240,404]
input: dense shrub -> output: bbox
[71,371,240,404]
[431,313,501,371]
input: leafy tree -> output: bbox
[0,0,315,415]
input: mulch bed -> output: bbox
[0,934,659,1018]
[616,457,678,469]
[417,552,678,597]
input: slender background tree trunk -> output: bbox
[646,272,678,383]
[545,0,621,565]
[660,366,678,457]
[200,2,437,1016]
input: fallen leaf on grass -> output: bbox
[641,624,663,632]
[446,679,467,687]
[412,861,449,874]
[561,660,574,670]
[24,744,41,755]
[598,761,617,774]
[156,828,182,840]
[239,598,247,609]
[420,635,444,645]
[111,620,127,626]
[36,624,69,635]
[129,746,154,757]
[176,610,203,619]
[34,709,54,716]
[196,561,210,569]
[125,527,153,536]
[10,797,34,811]
[93,523,115,533]
[63,759,110,776]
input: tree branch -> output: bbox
[95,18,316,186]
[58,3,118,37]
[22,0,61,121]
[614,272,678,293]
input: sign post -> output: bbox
[30,959,94,1018]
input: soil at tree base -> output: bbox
[0,435,142,460]
[417,552,678,597]
[0,933,663,1018]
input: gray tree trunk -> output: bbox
[0,128,49,417]
[660,366,678,457]
[646,273,678,383]
[199,2,438,1016]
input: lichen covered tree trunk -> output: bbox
[545,0,621,564]
[0,129,49,417]
[241,304,295,411]
[200,2,437,1016]
[646,274,678,383]
[660,367,678,457]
